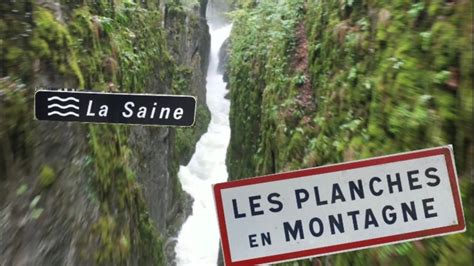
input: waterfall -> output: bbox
[174,20,232,266]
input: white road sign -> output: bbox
[213,146,465,265]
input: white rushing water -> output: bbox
[175,22,232,266]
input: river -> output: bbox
[174,20,232,265]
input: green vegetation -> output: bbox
[0,78,33,180]
[16,184,28,195]
[227,0,472,265]
[174,105,211,163]
[29,195,44,220]
[1,0,209,264]
[38,165,56,188]
[227,0,306,178]
[32,7,84,87]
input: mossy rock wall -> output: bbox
[226,0,472,265]
[0,0,210,265]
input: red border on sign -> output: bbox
[213,146,465,265]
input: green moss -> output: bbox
[30,7,84,87]
[166,0,188,17]
[16,184,28,196]
[6,47,24,61]
[137,206,165,265]
[93,215,130,263]
[0,78,33,179]
[287,130,305,160]
[430,21,458,69]
[39,165,56,188]
[226,0,305,178]
[227,0,472,265]
[1,1,199,264]
[63,3,184,262]
[87,123,165,264]
[174,105,210,162]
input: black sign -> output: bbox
[35,90,196,126]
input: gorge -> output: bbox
[0,1,472,266]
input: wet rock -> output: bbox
[218,37,230,78]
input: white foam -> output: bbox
[175,22,232,266]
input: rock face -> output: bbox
[225,1,472,265]
[165,2,210,106]
[0,0,210,265]
[0,117,100,265]
[218,37,230,77]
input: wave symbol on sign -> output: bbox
[47,96,80,117]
